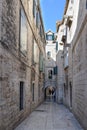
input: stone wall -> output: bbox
[0,0,2,40]
[56,50,64,104]
[68,47,73,109]
[0,0,45,129]
[71,1,87,129]
[56,0,87,129]
[0,46,31,130]
[0,0,31,129]
[72,21,87,130]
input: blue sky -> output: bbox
[40,0,66,32]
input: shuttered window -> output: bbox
[39,53,43,72]
[20,7,27,55]
[54,66,58,75]
[46,34,54,41]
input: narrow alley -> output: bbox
[15,102,83,130]
[0,0,87,130]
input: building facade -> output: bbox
[0,0,46,129]
[45,30,58,100]
[56,21,65,104]
[56,0,87,129]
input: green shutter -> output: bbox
[46,34,48,40]
[52,33,54,40]
[56,66,58,74]
[54,66,58,75]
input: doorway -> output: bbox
[70,82,72,108]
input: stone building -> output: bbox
[72,0,87,129]
[0,0,46,129]
[56,0,87,129]
[45,30,58,100]
[56,21,65,104]
[56,50,64,104]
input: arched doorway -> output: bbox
[45,86,56,102]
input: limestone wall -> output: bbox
[72,20,87,130]
[56,1,87,129]
[56,51,64,103]
[0,0,45,129]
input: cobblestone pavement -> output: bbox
[15,102,84,130]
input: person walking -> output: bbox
[53,91,56,102]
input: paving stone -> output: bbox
[15,102,84,130]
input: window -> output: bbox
[33,0,36,17]
[20,82,24,110]
[54,66,58,75]
[20,7,27,55]
[36,11,38,27]
[48,70,52,79]
[34,40,39,63]
[48,35,52,40]
[32,37,34,64]
[46,34,54,41]
[36,10,40,28]
[68,20,72,30]
[40,25,42,37]
[39,53,43,72]
[32,39,39,64]
[38,13,40,25]
[32,83,34,101]
[47,51,51,57]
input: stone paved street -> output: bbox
[15,102,84,130]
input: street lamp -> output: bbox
[59,41,64,46]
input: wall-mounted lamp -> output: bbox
[59,41,64,46]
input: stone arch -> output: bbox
[44,85,56,101]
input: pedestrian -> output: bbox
[53,91,56,102]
